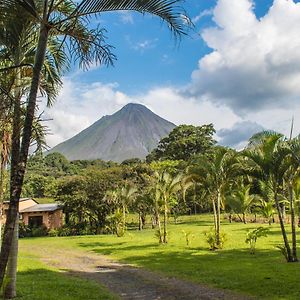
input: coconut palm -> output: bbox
[244,131,298,262]
[0,12,67,296]
[154,170,183,243]
[117,185,138,236]
[227,184,256,224]
[0,0,191,289]
[189,147,239,249]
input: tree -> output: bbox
[190,147,239,249]
[244,131,298,262]
[0,0,191,290]
[148,124,216,161]
[227,184,256,224]
[154,170,183,243]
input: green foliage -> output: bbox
[19,224,48,238]
[245,227,270,254]
[204,228,227,250]
[276,244,290,261]
[148,124,216,161]
[181,230,194,247]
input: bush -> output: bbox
[19,223,32,238]
[31,225,48,237]
[204,228,227,250]
[245,227,269,254]
[19,223,48,238]
[48,229,59,237]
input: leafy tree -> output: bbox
[0,0,191,289]
[148,124,216,161]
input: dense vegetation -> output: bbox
[15,125,300,266]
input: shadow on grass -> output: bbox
[17,268,115,300]
[78,242,159,255]
[77,242,300,300]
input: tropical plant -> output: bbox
[190,147,239,249]
[226,184,256,224]
[0,1,191,290]
[244,131,298,262]
[204,228,227,251]
[154,170,183,243]
[245,227,270,254]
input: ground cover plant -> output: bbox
[19,214,300,300]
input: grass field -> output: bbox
[17,254,115,300]
[19,214,300,299]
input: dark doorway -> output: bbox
[29,216,43,228]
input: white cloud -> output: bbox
[43,80,241,148]
[190,0,300,113]
[132,39,158,52]
[192,8,214,24]
[119,12,134,24]
[42,0,300,150]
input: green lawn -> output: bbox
[19,214,300,299]
[16,254,116,299]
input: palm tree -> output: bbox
[0,0,191,289]
[227,184,256,224]
[117,185,137,236]
[0,11,66,296]
[244,131,298,262]
[190,147,239,248]
[154,171,183,243]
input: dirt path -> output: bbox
[33,248,254,300]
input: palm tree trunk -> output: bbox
[212,195,218,238]
[0,23,49,288]
[4,214,19,299]
[274,191,293,262]
[216,190,221,247]
[163,202,168,243]
[138,211,142,231]
[0,158,5,248]
[288,183,298,262]
[122,203,126,234]
[156,211,163,243]
[243,213,247,224]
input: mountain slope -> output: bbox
[49,103,176,162]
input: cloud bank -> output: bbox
[43,0,300,150]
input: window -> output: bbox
[28,216,43,228]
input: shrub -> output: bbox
[31,225,48,237]
[181,230,194,247]
[204,228,227,250]
[48,229,59,237]
[245,227,269,254]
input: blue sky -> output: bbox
[74,0,279,93]
[46,0,300,149]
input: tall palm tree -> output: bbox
[0,10,66,296]
[189,147,239,248]
[0,0,191,289]
[154,171,182,243]
[118,185,138,236]
[244,131,298,262]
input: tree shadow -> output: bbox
[16,268,115,300]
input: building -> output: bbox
[1,198,63,229]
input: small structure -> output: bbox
[2,198,63,229]
[20,203,63,229]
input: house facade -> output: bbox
[2,198,63,229]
